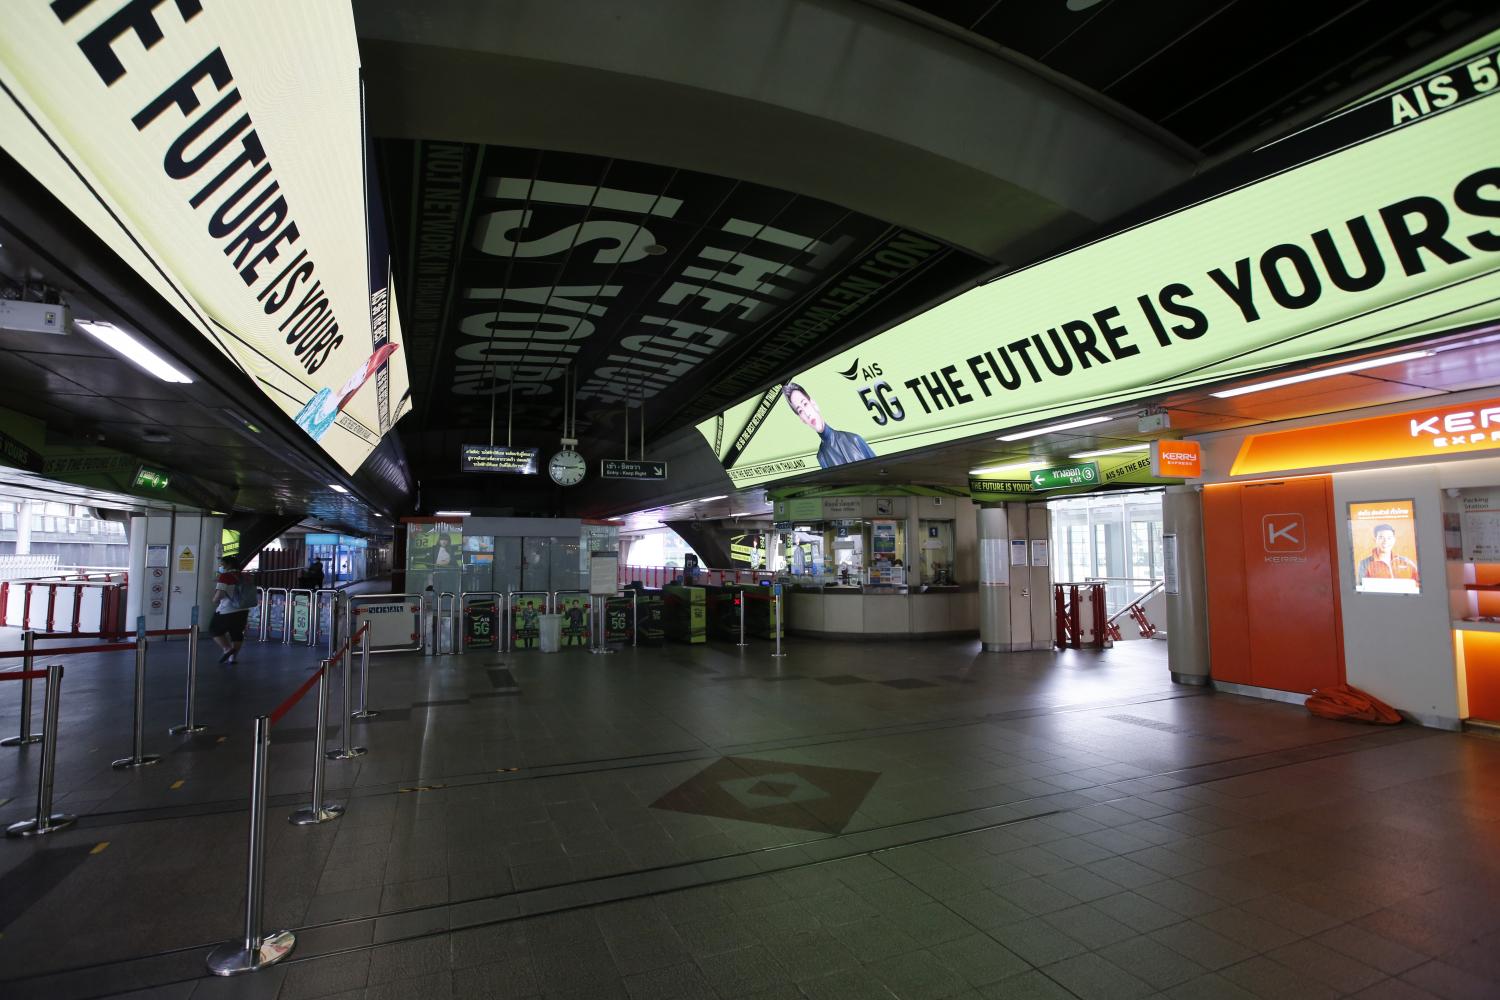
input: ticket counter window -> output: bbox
[919,520,955,587]
[831,526,864,585]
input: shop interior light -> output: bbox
[1069,444,1149,458]
[997,415,1113,441]
[695,495,728,503]
[74,320,194,383]
[434,509,470,516]
[968,462,1035,476]
[328,484,348,493]
[1210,351,1433,398]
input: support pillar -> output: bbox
[977,506,1010,652]
[1163,486,1210,685]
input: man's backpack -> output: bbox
[232,572,259,611]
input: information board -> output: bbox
[461,444,540,474]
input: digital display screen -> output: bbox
[698,46,1500,487]
[461,444,540,475]
[0,3,411,474]
[463,535,494,552]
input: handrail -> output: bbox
[1086,576,1163,585]
[1106,581,1165,626]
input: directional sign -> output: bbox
[1031,462,1099,490]
[600,459,667,480]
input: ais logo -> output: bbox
[838,358,883,381]
[1262,514,1305,553]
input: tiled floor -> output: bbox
[0,628,1497,999]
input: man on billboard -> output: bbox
[782,382,876,469]
[1357,523,1419,586]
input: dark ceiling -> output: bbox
[895,0,1500,155]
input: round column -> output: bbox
[1163,486,1210,685]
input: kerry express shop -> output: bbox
[1190,389,1500,731]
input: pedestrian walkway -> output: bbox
[0,634,1495,999]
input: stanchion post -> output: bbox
[736,594,748,647]
[170,609,207,735]
[6,663,77,837]
[631,591,638,648]
[114,619,162,769]
[326,636,367,760]
[290,666,344,825]
[206,716,295,975]
[2,629,42,747]
[351,628,379,720]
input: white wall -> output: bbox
[1332,464,1461,727]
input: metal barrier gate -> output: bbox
[507,591,548,650]
[348,593,423,653]
[458,592,503,653]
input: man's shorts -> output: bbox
[209,610,251,642]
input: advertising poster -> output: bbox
[558,595,591,646]
[698,48,1500,487]
[406,522,461,593]
[463,596,498,650]
[0,3,411,473]
[511,596,543,649]
[1349,500,1421,594]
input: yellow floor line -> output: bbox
[170,779,185,790]
[90,841,109,855]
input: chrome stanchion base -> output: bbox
[206,929,295,976]
[770,652,787,658]
[5,813,77,837]
[168,723,209,735]
[288,803,344,826]
[111,754,163,769]
[325,746,367,760]
[735,640,749,647]
[350,710,380,720]
[0,733,43,747]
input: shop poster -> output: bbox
[1349,500,1420,595]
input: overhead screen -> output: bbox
[698,47,1500,487]
[0,1,411,474]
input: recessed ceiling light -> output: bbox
[75,320,194,383]
[329,484,348,494]
[1210,351,1434,398]
[695,495,728,503]
[434,510,470,517]
[1069,444,1149,458]
[997,415,1113,441]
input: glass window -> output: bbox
[918,520,956,586]
[1049,491,1164,615]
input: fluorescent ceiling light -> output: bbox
[1069,444,1149,459]
[328,484,348,494]
[997,415,1113,441]
[75,320,193,383]
[434,510,470,517]
[371,512,383,517]
[968,462,1034,476]
[1210,351,1433,398]
[695,495,728,503]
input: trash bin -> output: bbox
[539,613,564,653]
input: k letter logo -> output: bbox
[1262,514,1305,553]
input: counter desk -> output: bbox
[785,586,978,639]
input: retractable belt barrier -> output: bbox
[208,620,374,977]
[3,663,73,838]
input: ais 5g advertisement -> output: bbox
[0,1,412,473]
[700,45,1500,487]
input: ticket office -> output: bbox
[1196,392,1500,729]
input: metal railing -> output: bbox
[348,593,424,654]
[1104,581,1165,640]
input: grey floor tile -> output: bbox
[929,933,1030,987]
[1042,952,1154,1000]
[868,949,973,1000]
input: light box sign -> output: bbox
[698,45,1500,487]
[461,444,540,475]
[967,452,1172,502]
[133,466,170,490]
[1349,500,1421,595]
[0,2,411,474]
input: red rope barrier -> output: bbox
[0,642,133,658]
[268,664,327,726]
[0,669,50,681]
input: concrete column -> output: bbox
[977,506,1010,652]
[1163,486,1210,685]
[15,500,32,555]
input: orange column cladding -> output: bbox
[1204,476,1345,693]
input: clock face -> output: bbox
[548,449,587,486]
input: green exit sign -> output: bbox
[1031,462,1099,490]
[134,466,170,490]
